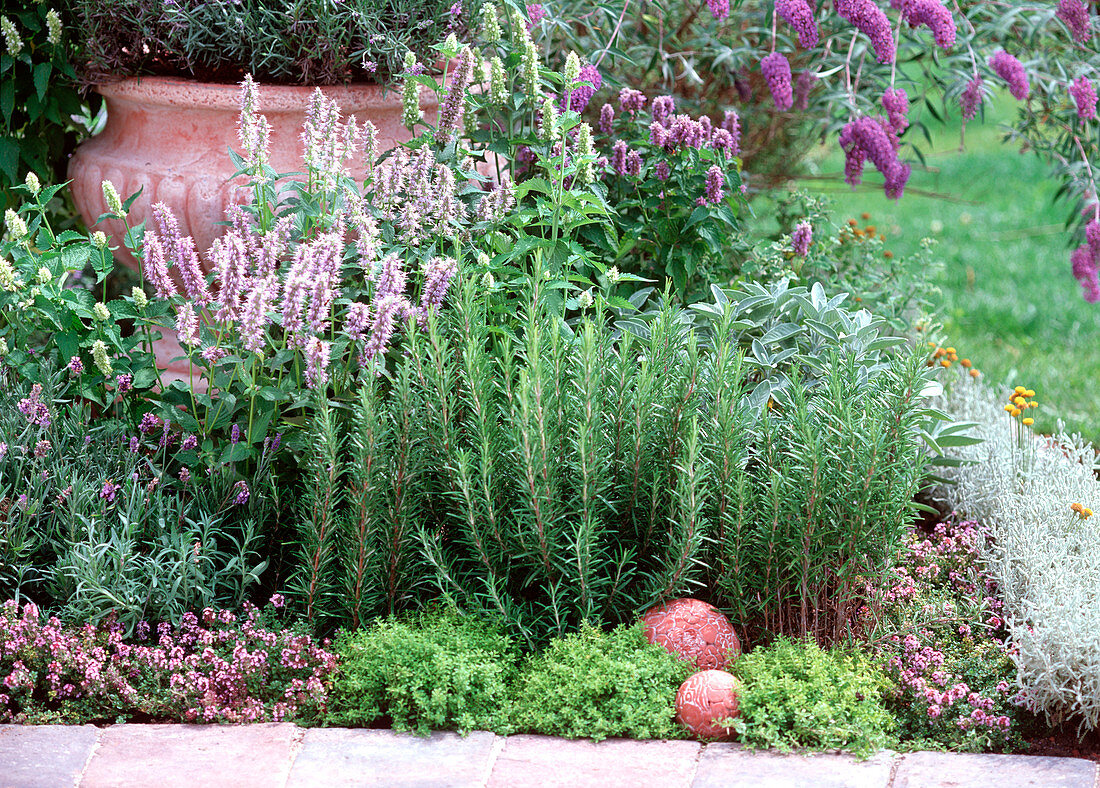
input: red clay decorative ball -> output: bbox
[641,598,741,670]
[676,669,740,740]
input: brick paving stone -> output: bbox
[893,751,1099,788]
[287,729,500,788]
[486,735,702,788]
[692,744,896,788]
[0,725,100,788]
[78,723,299,788]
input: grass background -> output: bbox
[797,89,1100,444]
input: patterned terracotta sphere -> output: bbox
[641,598,741,670]
[676,669,740,740]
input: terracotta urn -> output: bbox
[641,598,741,671]
[67,76,435,270]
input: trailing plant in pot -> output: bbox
[63,0,476,267]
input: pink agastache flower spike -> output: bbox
[989,50,1029,100]
[835,0,896,64]
[1070,76,1098,121]
[418,256,458,326]
[792,220,813,256]
[303,336,331,389]
[612,140,630,175]
[177,235,210,306]
[561,64,602,114]
[652,95,676,126]
[239,274,279,354]
[891,0,956,49]
[710,128,738,157]
[598,103,615,134]
[438,46,475,142]
[704,165,725,204]
[363,293,407,361]
[344,302,372,342]
[374,252,407,300]
[1057,0,1092,43]
[256,216,292,279]
[212,233,249,323]
[882,87,910,133]
[176,302,200,347]
[280,245,313,348]
[959,76,984,122]
[306,228,344,336]
[619,88,647,113]
[761,52,794,111]
[775,0,819,48]
[141,233,178,300]
[152,203,183,258]
[720,110,742,154]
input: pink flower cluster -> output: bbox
[1071,214,1100,302]
[775,0,818,48]
[0,600,337,724]
[959,76,984,122]
[881,87,910,133]
[839,116,911,199]
[17,383,50,428]
[560,64,603,114]
[761,52,794,111]
[791,220,813,256]
[989,50,1029,101]
[1070,75,1098,121]
[1057,0,1092,43]
[890,0,956,49]
[835,0,896,64]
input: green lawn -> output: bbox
[801,92,1100,444]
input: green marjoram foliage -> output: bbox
[510,623,692,741]
[291,275,936,646]
[327,610,517,735]
[731,637,896,757]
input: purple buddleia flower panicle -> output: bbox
[619,88,647,114]
[775,0,818,48]
[791,220,813,256]
[882,87,909,133]
[141,233,178,300]
[839,116,910,199]
[989,50,1029,100]
[652,95,675,126]
[303,336,331,390]
[835,0,895,64]
[704,165,725,204]
[176,302,200,347]
[560,64,602,114]
[761,52,794,111]
[373,252,407,300]
[893,0,956,49]
[1058,0,1092,43]
[794,70,817,110]
[1071,75,1098,121]
[438,46,475,142]
[960,76,984,121]
[598,103,615,134]
[419,256,458,325]
[344,301,372,342]
[239,274,279,354]
[1072,243,1100,302]
[707,0,730,20]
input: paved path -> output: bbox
[0,725,1096,788]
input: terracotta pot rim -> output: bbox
[94,75,437,112]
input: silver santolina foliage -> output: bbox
[931,375,1100,730]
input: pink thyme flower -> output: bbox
[1058,0,1091,43]
[882,87,909,133]
[704,165,725,204]
[893,0,956,49]
[835,0,896,64]
[989,50,1029,101]
[761,52,794,111]
[1071,75,1098,121]
[775,0,818,48]
[792,220,813,255]
[959,76,984,122]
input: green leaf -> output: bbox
[33,62,52,101]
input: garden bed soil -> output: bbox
[1022,727,1100,762]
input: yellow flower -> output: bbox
[1004,404,1014,413]
[1023,418,1034,426]
[1085,508,1094,519]
[1024,389,1035,398]
[1072,503,1083,513]
[1014,386,1026,395]
[960,359,972,368]
[1011,408,1022,418]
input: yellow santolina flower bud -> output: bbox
[93,302,110,322]
[92,339,112,377]
[1004,404,1014,413]
[1072,502,1083,513]
[960,358,971,368]
[1085,508,1094,519]
[45,9,62,46]
[1014,386,1026,395]
[36,266,51,285]
[1011,408,1022,418]
[1024,389,1035,398]
[1023,417,1034,426]
[1012,396,1025,407]
[102,180,124,216]
[940,359,951,368]
[969,369,980,378]
[5,209,27,240]
[1029,401,1038,408]
[945,347,956,355]
[24,171,40,195]
[91,231,107,249]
